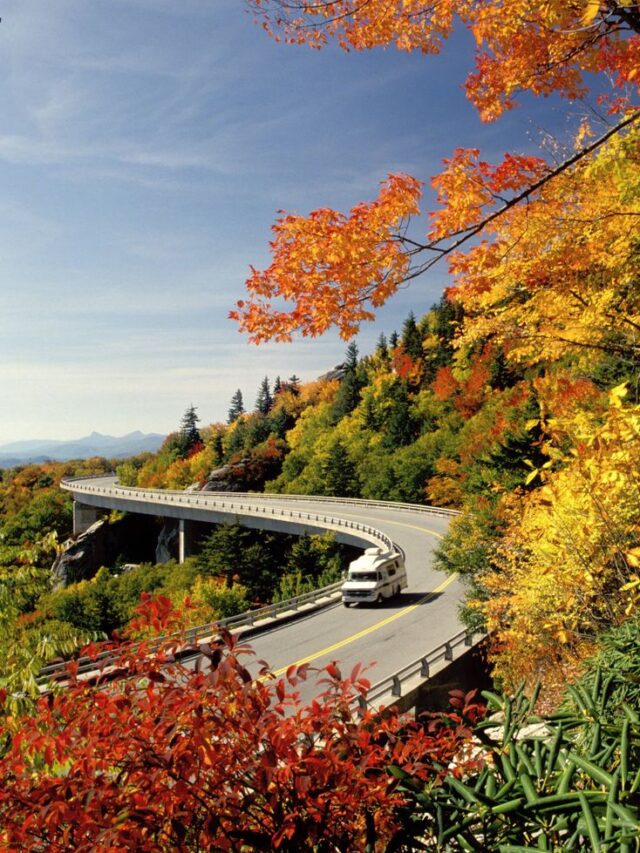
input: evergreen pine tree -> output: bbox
[227,389,245,424]
[361,394,378,430]
[197,523,250,587]
[389,330,399,350]
[331,343,361,422]
[382,380,416,448]
[179,405,201,453]
[226,419,246,456]
[345,341,358,371]
[401,311,424,360]
[288,375,301,396]
[269,406,290,439]
[375,333,388,360]
[211,432,223,465]
[321,440,359,497]
[273,376,282,396]
[255,376,273,415]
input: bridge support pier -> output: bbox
[73,501,102,536]
[178,519,195,563]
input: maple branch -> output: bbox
[397,110,640,279]
[607,0,640,33]
[525,330,640,358]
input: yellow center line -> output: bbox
[269,572,458,676]
[329,509,445,540]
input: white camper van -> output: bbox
[341,547,407,606]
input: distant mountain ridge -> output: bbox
[0,431,166,467]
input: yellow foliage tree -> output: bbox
[482,386,640,687]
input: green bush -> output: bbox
[394,678,640,850]
[192,577,250,620]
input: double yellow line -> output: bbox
[270,572,458,676]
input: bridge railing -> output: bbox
[354,627,487,712]
[61,476,461,519]
[53,476,472,709]
[61,477,398,552]
[37,580,345,685]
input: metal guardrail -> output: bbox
[37,580,345,685]
[52,476,471,706]
[61,476,461,519]
[355,628,487,712]
[61,477,399,552]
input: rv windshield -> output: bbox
[349,571,379,582]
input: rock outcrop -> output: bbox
[155,522,178,563]
[51,513,162,587]
[52,519,109,588]
[319,363,347,383]
[198,458,253,492]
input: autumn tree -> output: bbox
[0,598,485,852]
[248,0,640,119]
[232,0,639,343]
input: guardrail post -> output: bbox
[444,642,454,661]
[391,675,402,697]
[464,631,474,647]
[420,658,430,677]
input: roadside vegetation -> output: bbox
[1,0,639,846]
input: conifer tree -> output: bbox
[382,380,416,448]
[226,419,246,456]
[288,375,301,395]
[270,406,290,438]
[331,343,363,422]
[401,311,423,361]
[376,333,389,360]
[227,389,245,424]
[179,405,201,453]
[197,523,250,587]
[255,376,273,415]
[211,431,223,466]
[345,341,358,371]
[322,440,360,497]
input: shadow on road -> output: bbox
[362,591,444,608]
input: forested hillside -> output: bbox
[0,450,351,697]
[120,263,640,697]
[1,0,639,848]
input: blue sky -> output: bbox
[0,0,578,444]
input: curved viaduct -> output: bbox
[62,476,468,704]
